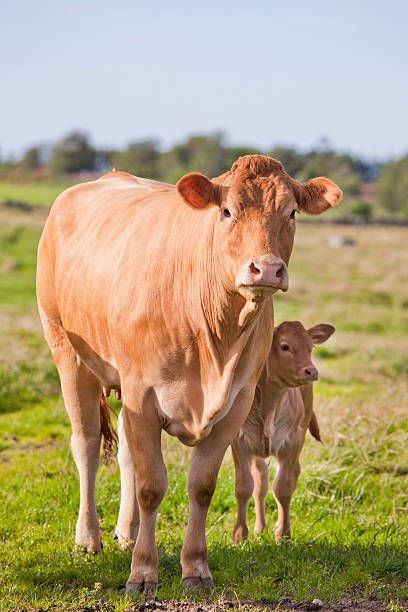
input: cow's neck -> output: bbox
[196,217,270,372]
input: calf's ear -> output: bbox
[295,177,342,215]
[177,173,221,209]
[307,323,335,344]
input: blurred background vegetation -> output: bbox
[1,130,407,222]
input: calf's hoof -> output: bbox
[182,576,214,590]
[74,540,103,555]
[113,530,136,551]
[232,524,248,544]
[125,580,157,598]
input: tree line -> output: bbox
[1,131,407,219]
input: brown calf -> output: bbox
[232,321,335,544]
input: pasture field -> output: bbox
[0,181,72,208]
[0,203,407,611]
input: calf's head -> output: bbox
[177,155,342,301]
[270,321,335,387]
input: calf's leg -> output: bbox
[123,397,167,595]
[181,387,254,588]
[272,446,301,543]
[115,409,139,550]
[52,339,103,553]
[231,436,254,543]
[252,456,269,534]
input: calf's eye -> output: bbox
[223,208,231,218]
[280,343,290,351]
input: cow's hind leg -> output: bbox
[50,332,103,553]
[115,408,139,550]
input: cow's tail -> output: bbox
[99,393,118,465]
[308,410,322,442]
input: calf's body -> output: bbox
[232,322,334,543]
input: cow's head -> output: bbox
[176,155,342,301]
[270,320,335,386]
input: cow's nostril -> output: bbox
[305,368,312,376]
[249,262,261,275]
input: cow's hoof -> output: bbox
[182,576,214,590]
[125,580,157,598]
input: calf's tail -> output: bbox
[99,393,118,465]
[308,410,322,442]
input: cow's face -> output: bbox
[177,155,342,301]
[271,321,335,386]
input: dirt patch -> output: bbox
[120,597,408,611]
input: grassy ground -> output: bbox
[0,204,407,611]
[0,181,72,208]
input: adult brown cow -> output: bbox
[36,155,341,593]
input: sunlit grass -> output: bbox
[0,180,71,207]
[0,208,407,610]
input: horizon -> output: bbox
[1,0,407,161]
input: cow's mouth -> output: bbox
[238,283,286,302]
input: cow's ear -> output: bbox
[176,173,221,209]
[295,177,342,215]
[307,323,335,344]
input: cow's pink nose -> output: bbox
[246,256,288,290]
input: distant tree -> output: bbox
[158,133,226,183]
[20,146,42,171]
[269,146,304,176]
[349,200,373,221]
[110,140,161,178]
[298,151,361,197]
[49,131,96,175]
[376,155,408,217]
[222,146,262,173]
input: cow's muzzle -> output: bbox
[236,256,289,301]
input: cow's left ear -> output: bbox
[307,323,335,344]
[176,173,221,209]
[295,177,342,215]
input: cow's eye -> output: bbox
[280,342,290,351]
[223,208,231,218]
[290,210,296,220]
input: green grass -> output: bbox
[0,180,73,208]
[0,207,407,610]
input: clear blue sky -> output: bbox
[1,0,407,160]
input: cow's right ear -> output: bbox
[176,173,221,209]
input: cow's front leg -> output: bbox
[115,409,139,550]
[181,387,254,589]
[123,398,167,595]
